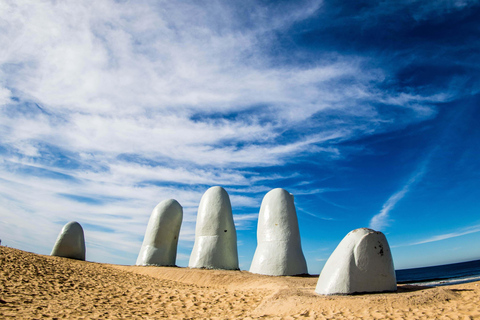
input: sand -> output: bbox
[1,246,479,319]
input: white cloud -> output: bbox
[233,213,259,230]
[410,224,480,246]
[369,160,429,231]
[0,0,454,266]
[0,87,11,106]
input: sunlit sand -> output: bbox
[1,246,479,319]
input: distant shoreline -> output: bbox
[396,258,480,286]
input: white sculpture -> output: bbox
[189,186,239,270]
[315,228,397,295]
[51,221,86,260]
[249,188,308,276]
[136,199,183,266]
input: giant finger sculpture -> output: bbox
[249,188,308,276]
[315,228,397,295]
[189,186,239,270]
[136,199,183,266]
[51,221,86,261]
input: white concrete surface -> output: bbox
[136,199,183,266]
[249,188,308,276]
[51,221,86,261]
[189,186,239,270]
[315,228,397,295]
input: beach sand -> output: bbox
[1,246,479,319]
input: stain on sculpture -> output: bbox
[315,228,397,295]
[51,221,86,261]
[249,188,308,276]
[136,199,183,266]
[189,186,239,270]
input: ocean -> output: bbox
[396,259,480,286]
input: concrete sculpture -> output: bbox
[249,188,308,276]
[136,199,183,266]
[51,221,86,260]
[189,186,239,270]
[315,228,397,295]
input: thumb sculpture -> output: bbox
[136,199,183,266]
[249,188,308,276]
[315,228,397,295]
[51,221,86,260]
[189,186,239,270]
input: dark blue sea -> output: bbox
[396,259,480,286]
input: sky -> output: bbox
[1,0,479,274]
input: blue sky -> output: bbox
[1,0,479,273]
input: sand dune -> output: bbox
[1,246,479,319]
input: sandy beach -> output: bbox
[1,246,479,319]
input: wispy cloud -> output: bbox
[0,0,465,267]
[233,213,259,231]
[409,224,480,246]
[369,160,429,231]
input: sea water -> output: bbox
[396,259,480,286]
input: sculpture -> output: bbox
[189,186,239,270]
[51,221,86,260]
[315,228,397,295]
[249,188,308,276]
[136,199,183,266]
